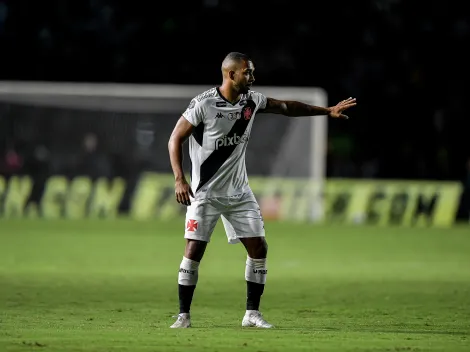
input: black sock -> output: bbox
[179,284,196,314]
[246,281,265,310]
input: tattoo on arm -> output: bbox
[259,97,330,117]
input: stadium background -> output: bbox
[0,0,469,223]
[1,1,469,351]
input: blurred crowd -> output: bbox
[0,0,469,217]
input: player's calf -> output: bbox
[241,237,268,310]
[177,256,199,314]
[245,255,267,311]
[242,257,273,328]
[171,240,207,328]
[239,237,273,327]
[170,256,199,328]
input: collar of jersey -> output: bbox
[216,87,242,106]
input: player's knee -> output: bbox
[241,237,268,259]
[252,238,268,259]
[258,239,268,258]
[184,239,207,262]
[262,239,268,255]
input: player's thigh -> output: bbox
[222,192,265,243]
[184,199,221,243]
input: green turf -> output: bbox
[0,219,469,351]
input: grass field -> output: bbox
[1,219,469,351]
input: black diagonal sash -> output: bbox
[191,122,204,146]
[196,100,256,192]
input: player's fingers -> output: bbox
[340,97,356,105]
[183,191,191,206]
[341,102,357,109]
[178,192,187,205]
[179,192,186,205]
[176,190,188,205]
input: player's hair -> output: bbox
[223,52,251,63]
[221,52,252,73]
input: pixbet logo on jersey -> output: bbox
[215,133,250,150]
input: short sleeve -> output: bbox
[258,92,267,110]
[251,91,267,110]
[182,98,204,126]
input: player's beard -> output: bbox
[239,84,251,94]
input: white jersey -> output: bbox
[182,87,267,199]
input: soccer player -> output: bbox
[168,52,356,328]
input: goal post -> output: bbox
[0,81,328,221]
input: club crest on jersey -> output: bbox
[186,219,198,232]
[243,106,253,120]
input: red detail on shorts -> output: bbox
[186,219,198,232]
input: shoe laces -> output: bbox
[252,311,266,323]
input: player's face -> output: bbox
[234,60,255,94]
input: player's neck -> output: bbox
[218,85,241,104]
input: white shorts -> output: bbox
[184,191,265,244]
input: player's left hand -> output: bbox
[328,97,357,119]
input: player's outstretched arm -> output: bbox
[260,97,357,119]
[168,116,195,206]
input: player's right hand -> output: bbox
[175,178,194,206]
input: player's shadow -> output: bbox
[356,328,469,336]
[273,327,469,336]
[185,325,469,336]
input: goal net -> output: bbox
[0,81,328,221]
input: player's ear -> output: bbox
[229,70,236,80]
